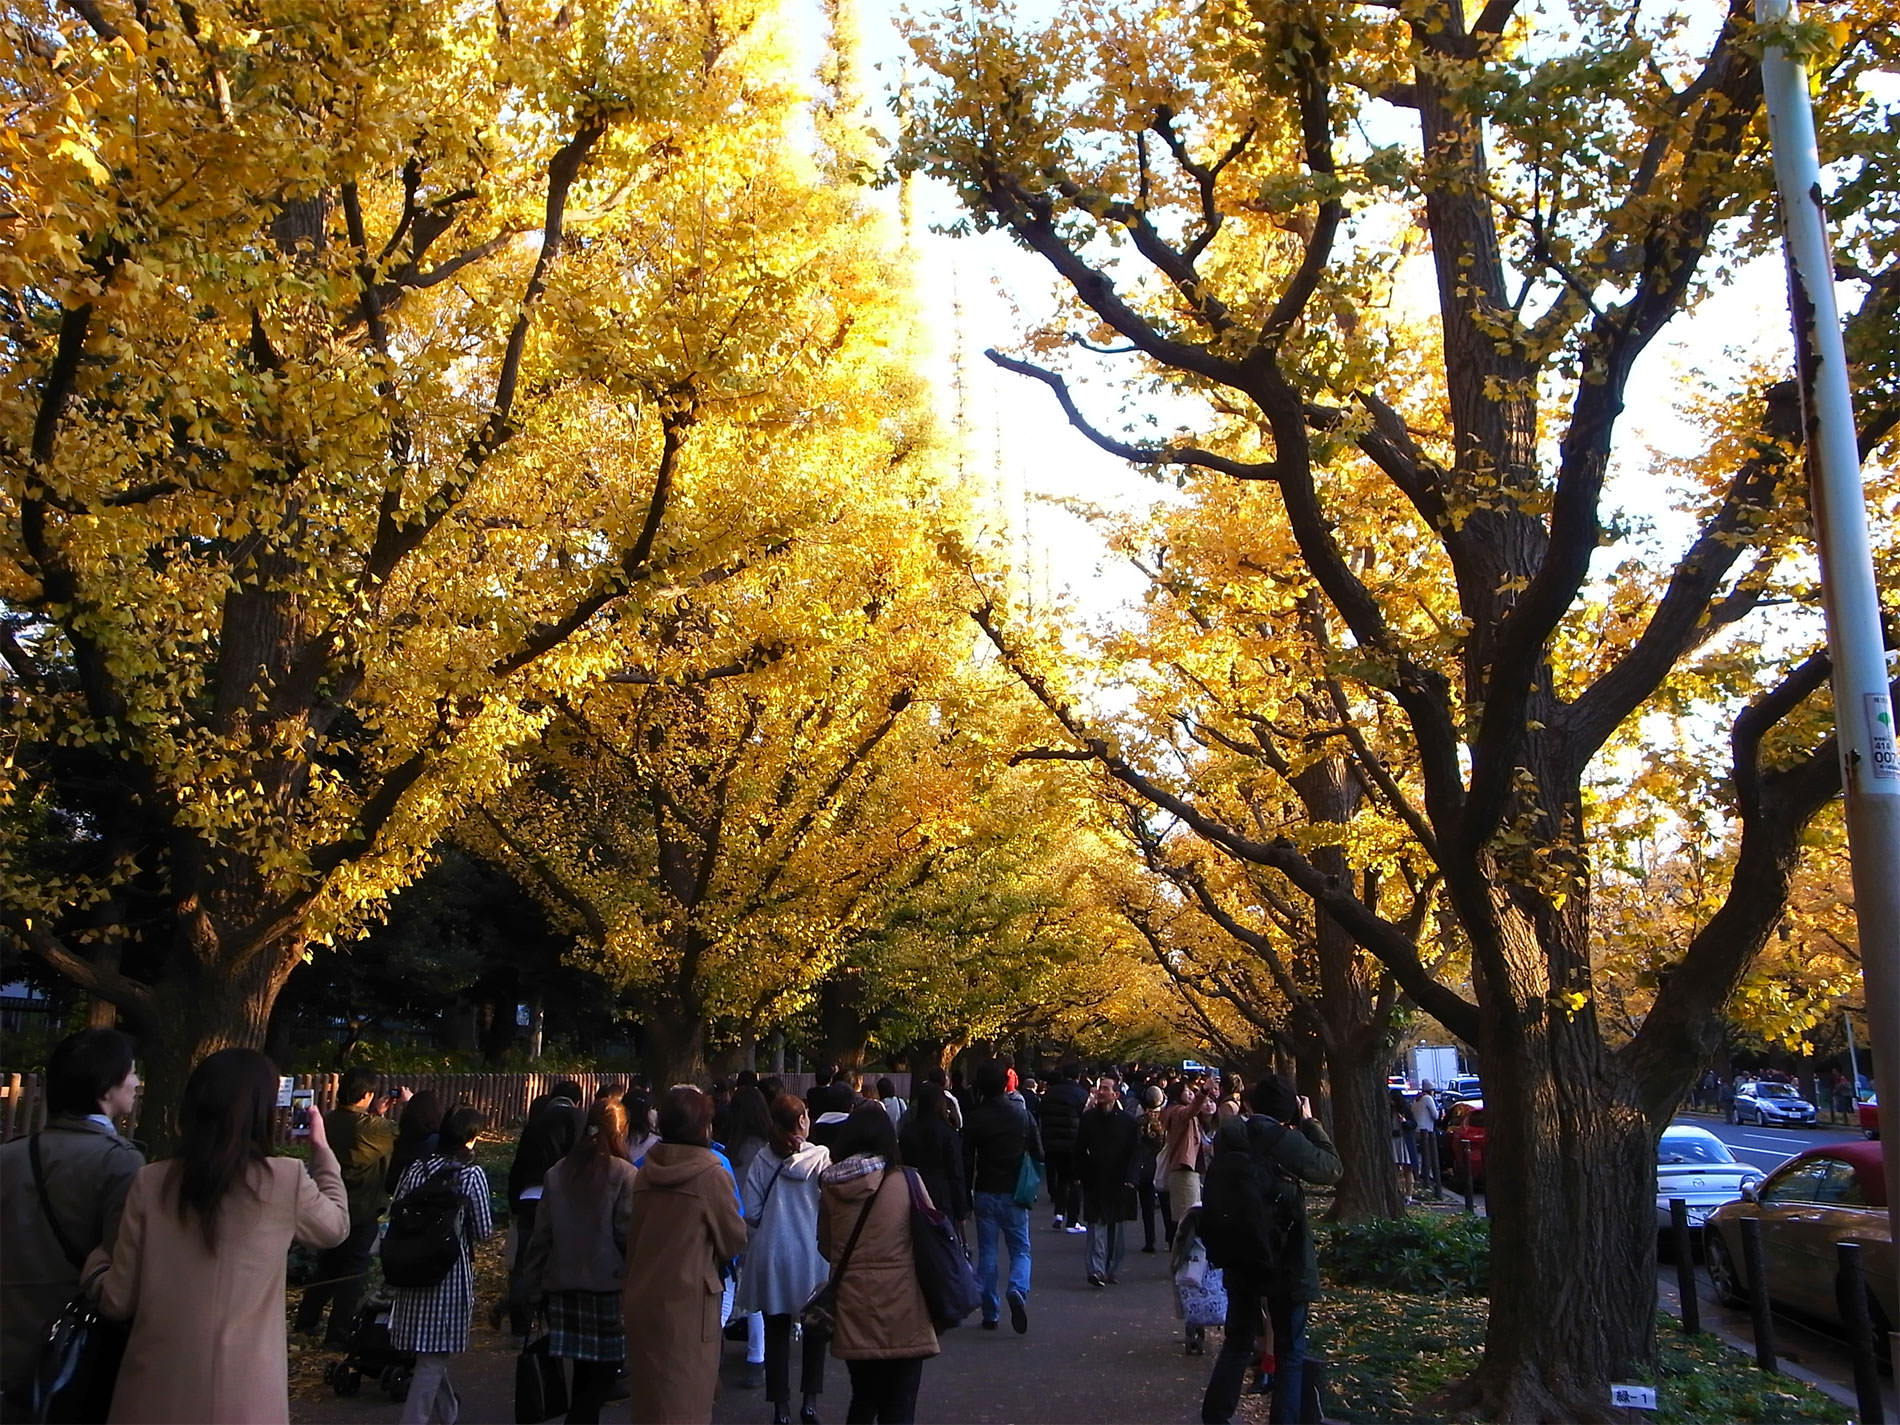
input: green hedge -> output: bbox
[1318,1212,1490,1297]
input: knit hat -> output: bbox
[1141,1085,1165,1110]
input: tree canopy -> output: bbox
[900,0,1897,1412]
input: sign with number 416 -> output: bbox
[1610,1385,1658,1410]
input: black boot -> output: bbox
[800,1394,821,1424]
[771,1401,791,1425]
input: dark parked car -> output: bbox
[1704,1140,1895,1346]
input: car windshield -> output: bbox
[1756,1084,1797,1099]
[1658,1135,1737,1165]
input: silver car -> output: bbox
[1730,1080,1818,1127]
[1655,1125,1759,1245]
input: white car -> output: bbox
[1730,1080,1817,1127]
[1655,1125,1761,1246]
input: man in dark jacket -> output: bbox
[1037,1066,1089,1231]
[963,1060,1044,1333]
[0,1028,144,1407]
[1074,1076,1138,1286]
[1200,1076,1342,1425]
[296,1065,401,1343]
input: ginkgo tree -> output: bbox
[0,0,928,1138]
[463,483,966,1085]
[902,0,1898,1414]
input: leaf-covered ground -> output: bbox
[1310,1288,1848,1424]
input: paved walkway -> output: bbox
[292,1220,1242,1425]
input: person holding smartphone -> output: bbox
[295,1067,404,1345]
[1199,1077,1341,1425]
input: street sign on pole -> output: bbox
[1756,0,1900,1268]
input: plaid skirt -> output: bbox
[546,1289,625,1363]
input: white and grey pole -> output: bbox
[1756,0,1900,1264]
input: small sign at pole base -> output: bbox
[1610,1385,1658,1410]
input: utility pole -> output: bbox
[1757,0,1900,1266]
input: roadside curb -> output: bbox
[1655,1273,1894,1419]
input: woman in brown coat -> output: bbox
[817,1106,939,1425]
[623,1085,747,1424]
[87,1048,351,1424]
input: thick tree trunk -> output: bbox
[642,1011,709,1087]
[1326,1035,1406,1221]
[1452,906,1656,1420]
[136,941,302,1152]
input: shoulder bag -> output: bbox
[1011,1149,1043,1209]
[513,1330,568,1424]
[798,1169,889,1332]
[903,1169,980,1329]
[27,1134,129,1425]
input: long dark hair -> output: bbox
[387,1089,446,1190]
[899,1083,949,1162]
[835,1104,901,1164]
[171,1048,278,1247]
[726,1085,772,1151]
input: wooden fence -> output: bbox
[0,1069,915,1142]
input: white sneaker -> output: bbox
[1066,1223,1087,1234]
[1051,1216,1065,1229]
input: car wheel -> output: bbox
[1866,1126,1880,1141]
[1706,1229,1748,1307]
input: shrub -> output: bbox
[1319,1212,1490,1297]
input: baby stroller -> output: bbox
[323,1292,414,1401]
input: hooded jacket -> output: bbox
[735,1141,831,1317]
[623,1144,747,1424]
[816,1156,940,1361]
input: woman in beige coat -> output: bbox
[88,1048,350,1424]
[622,1085,747,1425]
[817,1106,939,1425]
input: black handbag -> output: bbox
[798,1170,887,1332]
[903,1169,980,1329]
[26,1135,129,1424]
[513,1332,568,1424]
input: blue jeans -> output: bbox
[973,1191,1031,1322]
[1201,1282,1307,1425]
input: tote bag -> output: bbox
[903,1170,980,1329]
[1011,1152,1044,1210]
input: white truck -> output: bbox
[1411,1044,1466,1091]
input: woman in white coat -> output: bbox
[735,1094,831,1425]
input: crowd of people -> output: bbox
[0,1034,1341,1425]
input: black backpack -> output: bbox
[380,1163,469,1289]
[1198,1118,1299,1277]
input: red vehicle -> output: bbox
[1440,1099,1487,1188]
[1704,1139,1895,1346]
[1861,1095,1880,1140]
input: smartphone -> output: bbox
[289,1089,315,1137]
